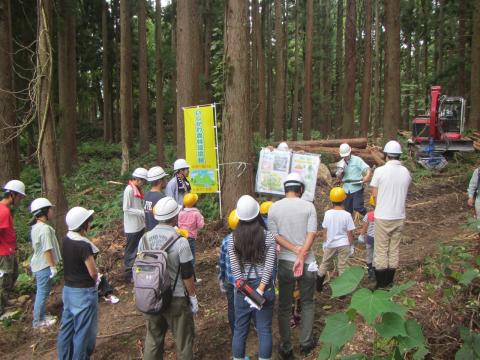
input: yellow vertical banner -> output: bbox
[184,105,219,193]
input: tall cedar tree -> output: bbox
[155,0,164,164]
[176,0,202,158]
[138,0,149,154]
[102,0,113,142]
[291,0,300,141]
[303,0,313,140]
[373,0,382,137]
[383,0,401,139]
[335,0,344,134]
[203,0,212,102]
[253,0,266,138]
[274,0,285,141]
[36,0,68,237]
[470,0,480,128]
[221,0,254,214]
[319,0,332,134]
[342,0,356,137]
[457,1,466,96]
[57,0,77,175]
[0,0,20,183]
[120,0,132,174]
[360,0,372,136]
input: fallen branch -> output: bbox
[97,323,144,339]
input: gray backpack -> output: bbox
[133,233,181,314]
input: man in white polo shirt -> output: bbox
[370,140,411,288]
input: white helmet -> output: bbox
[173,159,190,172]
[339,143,352,157]
[4,180,26,196]
[383,140,402,155]
[30,198,53,214]
[277,142,289,151]
[283,172,305,188]
[148,166,167,182]
[236,195,260,221]
[153,196,182,221]
[132,167,148,180]
[66,206,94,231]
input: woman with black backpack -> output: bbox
[228,195,276,360]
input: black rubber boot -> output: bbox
[367,264,376,281]
[374,269,388,289]
[316,274,325,292]
[385,268,396,288]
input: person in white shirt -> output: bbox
[316,187,355,292]
[370,140,411,288]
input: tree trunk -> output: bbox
[36,0,68,238]
[422,0,430,99]
[155,0,164,165]
[303,0,313,140]
[319,0,332,135]
[265,0,273,137]
[0,0,20,184]
[433,0,444,79]
[360,0,372,137]
[102,0,113,143]
[221,0,253,215]
[176,0,202,158]
[291,0,300,141]
[57,0,77,176]
[138,0,149,155]
[383,0,400,140]
[457,1,466,97]
[470,0,480,129]
[254,0,266,138]
[334,0,344,134]
[342,0,356,137]
[273,0,285,141]
[402,32,412,129]
[120,0,132,174]
[373,0,382,137]
[203,0,212,103]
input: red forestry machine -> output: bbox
[409,85,474,170]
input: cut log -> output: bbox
[274,137,368,149]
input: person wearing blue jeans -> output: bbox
[33,268,53,326]
[57,207,99,360]
[228,195,277,360]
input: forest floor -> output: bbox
[0,170,478,359]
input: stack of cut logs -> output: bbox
[467,132,480,151]
[278,138,385,166]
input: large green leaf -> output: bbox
[459,268,480,286]
[397,319,427,353]
[317,343,341,360]
[349,289,407,325]
[319,312,357,348]
[331,266,365,297]
[388,280,416,297]
[375,312,407,338]
[340,354,367,360]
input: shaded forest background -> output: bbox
[0,0,479,233]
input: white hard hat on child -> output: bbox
[132,168,148,180]
[148,166,167,182]
[339,143,352,157]
[277,142,289,151]
[153,196,182,221]
[383,140,402,155]
[236,195,260,221]
[283,172,305,187]
[66,206,94,231]
[173,159,190,171]
[30,198,53,213]
[4,180,26,196]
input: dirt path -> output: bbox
[0,173,475,359]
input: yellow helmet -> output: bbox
[183,193,198,208]
[260,201,273,215]
[330,187,347,202]
[369,195,375,206]
[228,210,240,230]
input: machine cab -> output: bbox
[437,96,466,139]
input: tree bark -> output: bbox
[57,0,77,176]
[319,0,332,135]
[36,0,68,237]
[120,0,132,174]
[203,0,212,103]
[221,0,253,215]
[433,0,444,79]
[342,0,356,137]
[176,0,202,158]
[254,0,266,138]
[360,0,372,137]
[0,0,20,184]
[335,0,344,134]
[273,0,285,141]
[102,0,113,143]
[402,32,412,129]
[373,0,382,137]
[470,0,480,129]
[303,0,313,140]
[383,0,400,139]
[265,0,273,137]
[138,0,149,155]
[291,0,300,141]
[457,0,466,97]
[155,0,164,164]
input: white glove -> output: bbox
[244,296,262,310]
[219,280,227,294]
[0,271,4,278]
[49,266,57,279]
[349,245,355,257]
[96,273,102,289]
[358,234,365,244]
[189,295,199,315]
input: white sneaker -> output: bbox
[40,318,57,327]
[45,315,57,322]
[104,294,120,304]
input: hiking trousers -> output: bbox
[143,296,195,360]
[124,229,145,273]
[318,245,350,277]
[0,254,18,315]
[373,218,404,270]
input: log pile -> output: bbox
[467,132,480,151]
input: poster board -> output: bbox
[290,152,321,202]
